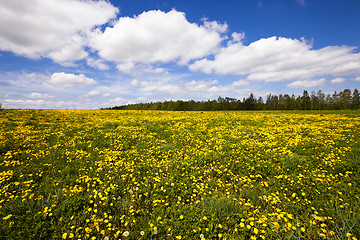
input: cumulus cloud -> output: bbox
[136,80,182,95]
[86,58,110,70]
[84,90,100,97]
[0,0,118,64]
[331,78,346,84]
[287,78,326,88]
[355,76,360,82]
[185,80,218,92]
[23,92,55,99]
[190,37,360,83]
[90,9,226,72]
[49,72,97,87]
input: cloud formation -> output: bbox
[0,0,118,64]
[49,72,97,87]
[90,10,227,72]
[190,37,360,84]
[287,78,325,88]
[23,92,55,99]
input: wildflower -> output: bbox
[62,233,67,239]
[123,231,130,237]
[200,233,205,238]
[171,183,174,186]
[140,231,145,236]
[3,214,12,220]
[218,233,223,238]
[202,216,208,221]
[176,236,182,239]
[180,215,184,220]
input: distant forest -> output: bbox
[104,88,360,111]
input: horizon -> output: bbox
[1,0,360,109]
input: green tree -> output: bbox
[339,89,352,109]
[352,89,360,109]
[301,90,311,110]
[317,90,326,110]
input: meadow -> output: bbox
[0,109,359,240]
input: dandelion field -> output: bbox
[1,110,360,240]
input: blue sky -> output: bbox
[1,0,359,109]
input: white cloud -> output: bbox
[23,92,55,99]
[287,78,326,88]
[91,9,226,68]
[0,0,118,64]
[202,18,228,33]
[49,72,97,87]
[185,80,218,92]
[229,32,245,45]
[233,79,250,87]
[86,57,110,70]
[137,80,182,94]
[190,37,360,83]
[355,76,360,82]
[85,90,100,97]
[117,63,135,74]
[331,78,346,84]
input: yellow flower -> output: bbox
[176,236,182,239]
[2,214,12,220]
[69,233,74,238]
[62,233,67,239]
[254,228,259,234]
[218,233,223,238]
[202,216,207,221]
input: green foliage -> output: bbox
[105,88,360,111]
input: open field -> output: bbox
[1,110,360,239]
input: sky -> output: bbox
[0,0,360,109]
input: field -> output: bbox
[1,110,360,240]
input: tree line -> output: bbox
[103,89,360,111]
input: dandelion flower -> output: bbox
[3,214,12,220]
[123,231,129,237]
[140,231,145,236]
